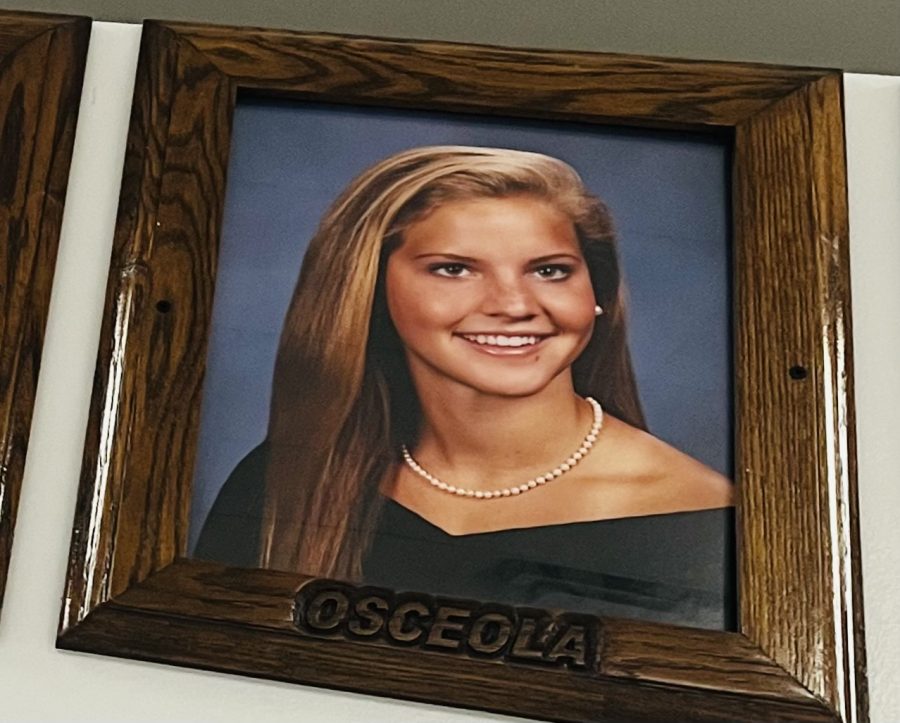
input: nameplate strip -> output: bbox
[293,579,601,672]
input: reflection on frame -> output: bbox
[0,10,89,612]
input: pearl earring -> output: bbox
[594,304,603,316]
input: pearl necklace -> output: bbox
[400,397,603,500]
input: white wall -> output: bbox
[0,23,896,722]
[845,72,900,719]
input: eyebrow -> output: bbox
[529,253,584,264]
[413,252,478,262]
[412,252,584,263]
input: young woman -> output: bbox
[196,146,734,629]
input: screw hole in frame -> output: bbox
[155,300,173,314]
[788,365,808,380]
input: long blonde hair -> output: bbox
[262,146,645,578]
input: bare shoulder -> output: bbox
[660,449,734,511]
[574,415,734,518]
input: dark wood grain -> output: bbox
[59,19,866,723]
[60,561,837,723]
[0,13,73,57]
[733,74,866,719]
[0,10,90,613]
[178,23,828,129]
[112,560,823,705]
[62,22,233,624]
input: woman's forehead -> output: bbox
[398,196,580,256]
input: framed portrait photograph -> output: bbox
[190,101,735,632]
[59,20,867,723]
[0,10,90,612]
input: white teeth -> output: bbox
[462,334,539,347]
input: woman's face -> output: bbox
[385,195,597,399]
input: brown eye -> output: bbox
[430,263,471,278]
[534,264,572,280]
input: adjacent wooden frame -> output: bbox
[58,19,867,722]
[0,10,90,612]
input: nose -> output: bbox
[480,274,538,319]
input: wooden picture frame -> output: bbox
[0,10,90,612]
[58,19,867,722]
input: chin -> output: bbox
[451,368,569,399]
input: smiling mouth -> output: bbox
[456,333,549,354]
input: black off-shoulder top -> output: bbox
[194,442,735,630]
